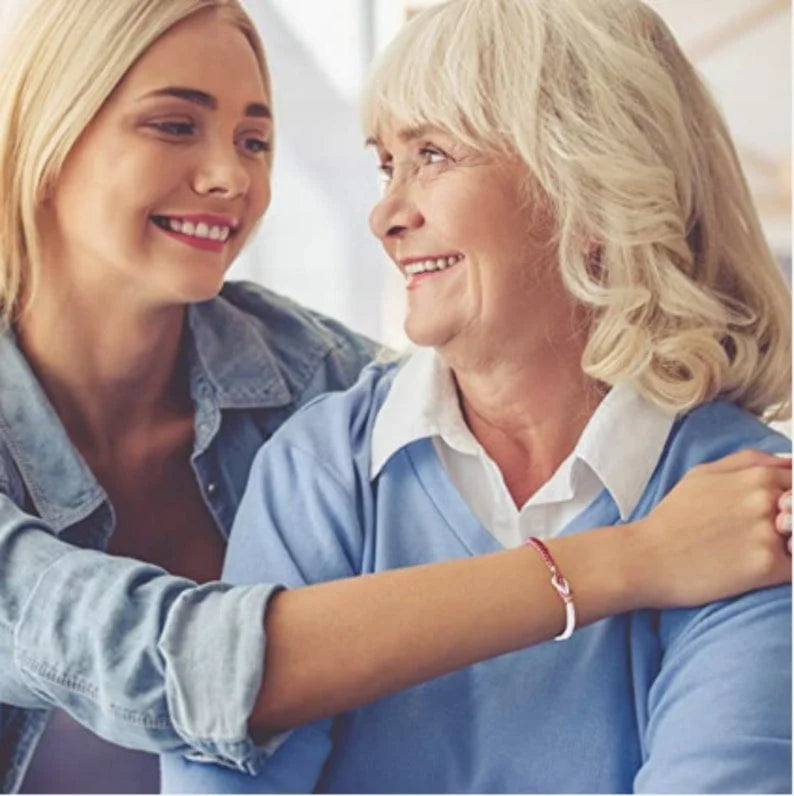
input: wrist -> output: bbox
[616,518,657,610]
[543,523,653,628]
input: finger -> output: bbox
[775,512,792,533]
[776,491,792,535]
[699,449,792,475]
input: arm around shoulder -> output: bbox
[0,477,280,771]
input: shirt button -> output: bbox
[206,482,218,496]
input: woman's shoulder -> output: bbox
[190,281,380,405]
[216,280,378,359]
[674,400,788,454]
[251,359,404,482]
[273,360,402,448]
[653,400,789,488]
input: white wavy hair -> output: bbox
[0,0,269,324]
[362,0,791,419]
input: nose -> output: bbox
[192,141,251,198]
[369,186,424,241]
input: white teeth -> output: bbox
[160,217,232,242]
[404,255,462,278]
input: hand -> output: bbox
[776,490,792,552]
[630,449,791,609]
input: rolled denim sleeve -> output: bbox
[0,493,282,773]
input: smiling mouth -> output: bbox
[404,254,463,276]
[151,215,235,252]
[403,254,464,286]
[151,215,233,240]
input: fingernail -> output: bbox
[774,451,793,459]
[780,494,792,512]
[781,513,793,532]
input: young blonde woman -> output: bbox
[0,0,788,793]
[161,0,793,793]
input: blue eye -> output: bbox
[243,138,271,155]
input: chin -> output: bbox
[403,315,457,349]
[159,269,227,306]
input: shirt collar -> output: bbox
[573,383,676,519]
[0,330,105,531]
[187,296,291,410]
[370,349,676,519]
[0,291,313,530]
[370,347,471,478]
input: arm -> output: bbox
[3,449,790,772]
[248,448,792,731]
[0,489,282,767]
[633,585,791,793]
[162,442,793,793]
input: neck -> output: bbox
[16,288,190,457]
[442,339,606,505]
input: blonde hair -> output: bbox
[363,0,791,420]
[0,0,269,324]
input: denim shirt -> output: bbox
[0,281,376,793]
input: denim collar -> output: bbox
[0,330,103,532]
[0,292,318,531]
[187,297,292,409]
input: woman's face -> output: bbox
[42,10,272,307]
[369,123,579,363]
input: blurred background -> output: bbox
[0,0,790,349]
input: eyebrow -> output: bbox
[365,125,434,149]
[139,87,271,118]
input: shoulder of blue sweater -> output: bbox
[670,400,788,459]
[641,401,789,502]
[263,359,402,467]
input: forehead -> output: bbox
[118,11,268,103]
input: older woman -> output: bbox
[0,0,789,793]
[161,0,792,793]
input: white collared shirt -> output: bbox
[371,348,676,548]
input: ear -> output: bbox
[584,240,603,281]
[36,171,56,204]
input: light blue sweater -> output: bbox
[162,362,792,794]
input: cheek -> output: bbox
[245,163,272,221]
[254,174,272,217]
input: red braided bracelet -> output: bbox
[524,537,576,641]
